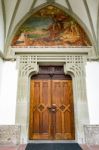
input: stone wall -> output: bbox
[84,125,99,145]
[0,125,21,145]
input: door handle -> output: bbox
[47,104,57,112]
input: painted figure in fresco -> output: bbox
[47,14,66,39]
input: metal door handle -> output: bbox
[47,104,57,112]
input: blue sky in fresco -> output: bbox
[23,17,53,29]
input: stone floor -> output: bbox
[0,144,99,150]
[81,145,99,150]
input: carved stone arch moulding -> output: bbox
[19,63,39,77]
[64,63,85,77]
[64,54,86,76]
[17,56,39,77]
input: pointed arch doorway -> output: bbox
[29,66,75,140]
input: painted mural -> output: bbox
[11,5,91,47]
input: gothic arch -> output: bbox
[7,2,93,54]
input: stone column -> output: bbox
[74,75,89,143]
[15,56,39,143]
[64,60,89,143]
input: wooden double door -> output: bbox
[29,67,75,140]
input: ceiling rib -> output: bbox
[6,0,21,42]
[83,0,97,45]
[30,0,37,10]
[1,0,6,40]
[0,51,4,60]
[65,0,72,11]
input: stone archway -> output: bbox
[15,53,89,143]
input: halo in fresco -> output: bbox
[11,5,91,47]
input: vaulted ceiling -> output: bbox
[0,0,99,56]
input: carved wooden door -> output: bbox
[52,80,75,140]
[29,80,52,139]
[29,66,75,140]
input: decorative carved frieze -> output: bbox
[16,54,87,77]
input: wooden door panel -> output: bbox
[52,80,75,140]
[29,80,51,139]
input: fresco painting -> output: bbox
[11,5,91,47]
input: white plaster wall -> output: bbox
[0,0,4,52]
[0,61,18,124]
[86,62,99,124]
[0,58,3,97]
